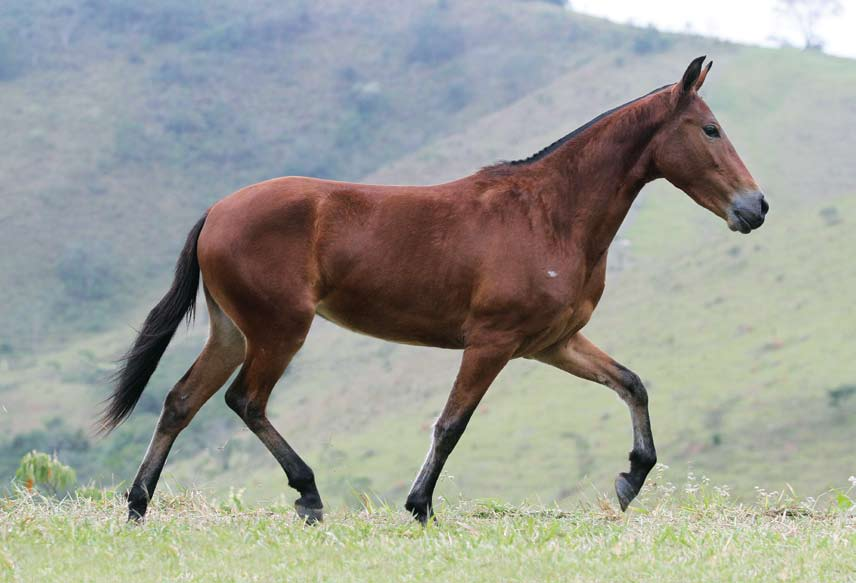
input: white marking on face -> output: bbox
[547,270,558,278]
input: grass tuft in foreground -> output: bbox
[1,471,854,582]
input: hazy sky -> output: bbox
[573,0,856,59]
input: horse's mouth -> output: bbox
[729,213,754,234]
[727,192,768,234]
[727,209,766,234]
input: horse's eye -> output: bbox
[703,124,720,138]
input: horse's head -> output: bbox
[652,56,768,234]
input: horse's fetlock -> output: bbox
[629,449,657,472]
[405,494,430,515]
[289,469,317,494]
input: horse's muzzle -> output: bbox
[727,192,768,234]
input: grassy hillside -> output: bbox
[1,484,854,582]
[1,0,855,513]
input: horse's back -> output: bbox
[199,175,472,262]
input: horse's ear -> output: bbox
[695,61,713,91]
[679,56,707,93]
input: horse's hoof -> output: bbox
[410,507,438,526]
[405,499,434,526]
[127,502,147,523]
[614,473,638,512]
[413,511,433,526]
[295,503,323,524]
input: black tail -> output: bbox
[99,213,208,434]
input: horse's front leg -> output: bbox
[535,332,657,511]
[406,338,518,524]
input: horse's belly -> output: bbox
[315,296,466,349]
[314,253,605,354]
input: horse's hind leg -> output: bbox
[535,333,657,511]
[224,311,323,523]
[128,290,245,520]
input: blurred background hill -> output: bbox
[1,0,854,508]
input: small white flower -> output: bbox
[848,475,856,487]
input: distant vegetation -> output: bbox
[1,0,854,511]
[632,25,674,55]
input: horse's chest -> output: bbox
[517,260,606,354]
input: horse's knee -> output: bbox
[225,388,259,420]
[224,385,245,416]
[225,367,249,414]
[225,386,266,431]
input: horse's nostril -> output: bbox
[760,197,769,215]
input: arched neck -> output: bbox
[532,90,670,260]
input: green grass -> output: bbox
[2,474,855,582]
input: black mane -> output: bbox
[503,83,673,167]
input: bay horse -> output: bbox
[102,56,768,523]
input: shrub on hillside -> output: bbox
[0,33,22,81]
[407,12,466,66]
[84,0,207,43]
[444,82,472,112]
[632,26,673,55]
[189,10,311,53]
[828,384,856,408]
[15,450,77,495]
[112,121,158,164]
[56,244,119,302]
[820,206,842,226]
[152,61,207,87]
